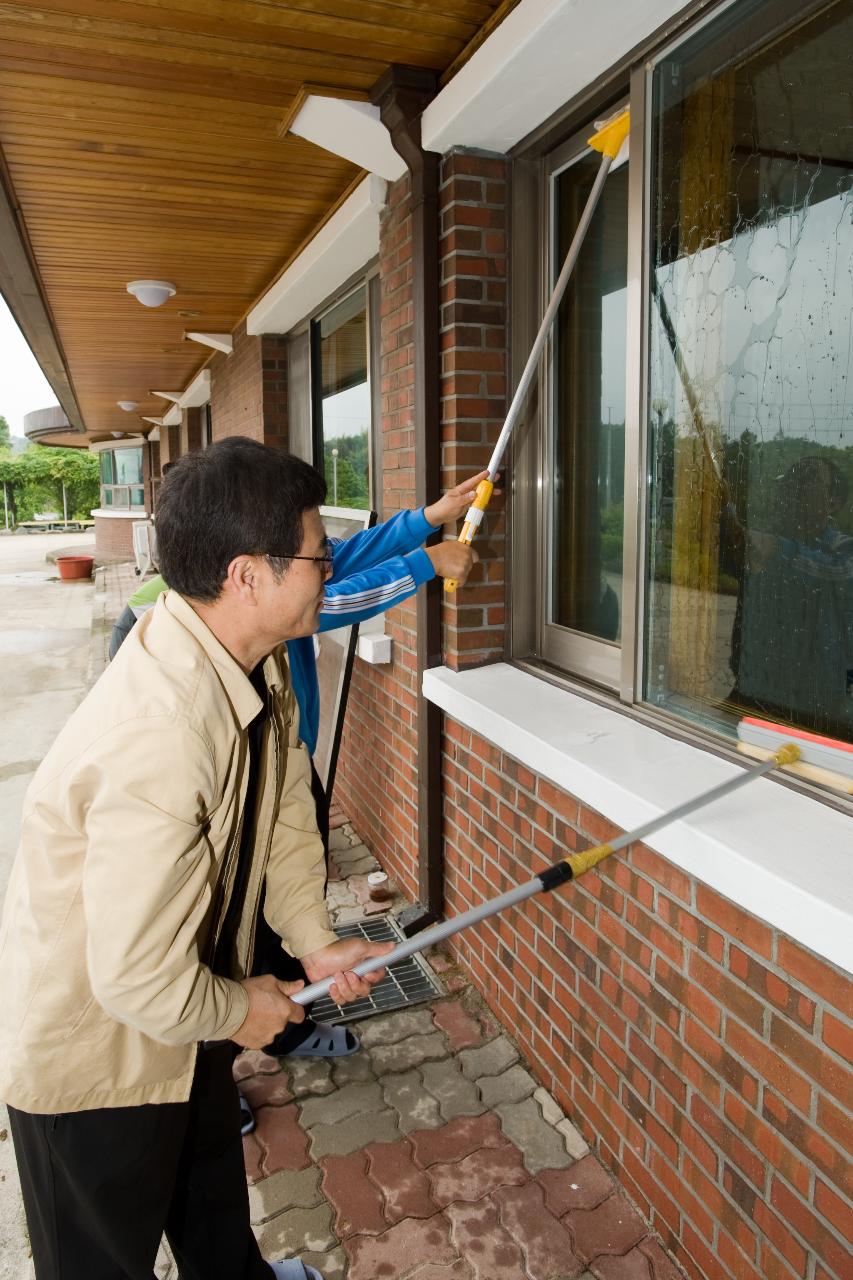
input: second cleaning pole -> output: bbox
[444,106,631,591]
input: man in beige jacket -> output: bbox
[0,438,398,1280]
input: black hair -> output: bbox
[156,437,326,602]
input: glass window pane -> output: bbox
[317,288,369,509]
[130,488,145,507]
[102,487,113,507]
[114,447,143,486]
[99,452,114,485]
[645,0,853,745]
[551,155,627,643]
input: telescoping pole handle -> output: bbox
[291,743,797,1007]
[443,108,630,594]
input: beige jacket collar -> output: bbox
[162,591,285,729]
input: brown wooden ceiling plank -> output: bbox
[0,10,394,83]
[24,0,497,29]
[1,3,458,68]
[0,45,393,104]
[0,114,294,159]
[0,110,362,173]
[3,149,351,197]
[0,0,484,58]
[10,176,351,216]
[2,137,349,181]
[0,70,294,120]
[0,46,348,106]
[79,0,469,55]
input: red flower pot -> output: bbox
[56,555,94,581]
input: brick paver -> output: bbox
[320,1150,386,1239]
[365,1139,437,1223]
[432,999,486,1050]
[568,1193,649,1263]
[230,808,687,1280]
[380,1067,444,1133]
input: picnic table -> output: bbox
[18,519,96,534]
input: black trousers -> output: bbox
[8,1044,273,1280]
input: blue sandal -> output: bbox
[269,1261,323,1279]
[285,1021,360,1059]
[239,1093,255,1136]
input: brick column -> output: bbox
[209,322,289,449]
[439,150,509,669]
[158,423,180,469]
[181,406,203,455]
[333,172,423,903]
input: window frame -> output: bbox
[98,444,146,512]
[532,101,634,691]
[511,89,641,698]
[308,275,379,511]
[508,0,851,803]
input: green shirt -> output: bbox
[128,573,168,612]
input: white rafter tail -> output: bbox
[184,332,233,355]
[286,94,406,182]
[178,368,211,407]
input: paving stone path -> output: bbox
[222,814,685,1280]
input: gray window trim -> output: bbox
[509,0,850,787]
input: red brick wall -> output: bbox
[159,424,180,468]
[93,513,137,562]
[335,153,510,892]
[442,718,853,1280]
[334,173,421,900]
[209,323,263,441]
[209,322,288,448]
[439,151,508,668]
[181,405,203,455]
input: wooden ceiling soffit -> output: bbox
[0,150,84,434]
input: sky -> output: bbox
[0,295,58,436]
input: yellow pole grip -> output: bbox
[443,478,494,594]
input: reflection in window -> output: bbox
[315,288,370,510]
[552,152,627,643]
[645,0,853,745]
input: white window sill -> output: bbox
[423,664,852,974]
[91,508,148,519]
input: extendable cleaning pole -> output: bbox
[292,743,799,1006]
[443,107,631,592]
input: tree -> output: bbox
[0,446,100,525]
[0,415,10,448]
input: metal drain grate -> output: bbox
[309,915,442,1024]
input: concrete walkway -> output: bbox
[0,532,95,895]
[0,532,96,1280]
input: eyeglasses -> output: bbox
[265,546,333,567]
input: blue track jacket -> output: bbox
[287,507,435,754]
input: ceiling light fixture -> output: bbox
[126,279,177,308]
[116,400,139,412]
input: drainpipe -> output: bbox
[370,66,442,934]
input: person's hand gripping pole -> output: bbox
[443,105,630,594]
